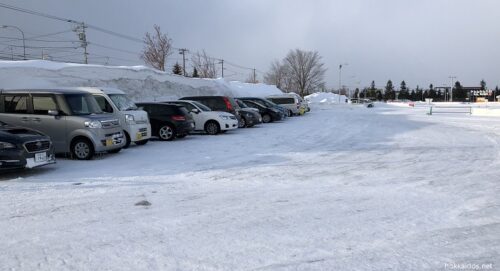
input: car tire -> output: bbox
[238,117,246,128]
[262,114,272,123]
[158,124,176,141]
[71,138,94,160]
[122,132,131,149]
[205,121,220,135]
[135,139,149,145]
[107,148,122,154]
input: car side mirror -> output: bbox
[48,110,59,116]
[191,108,200,114]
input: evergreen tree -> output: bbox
[399,80,408,100]
[480,79,487,90]
[454,81,466,101]
[410,90,416,101]
[376,90,383,101]
[384,80,395,100]
[370,80,376,91]
[428,83,436,99]
[192,67,199,78]
[172,62,182,75]
[415,85,423,101]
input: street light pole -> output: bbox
[338,63,348,103]
[449,76,457,102]
[1,25,26,60]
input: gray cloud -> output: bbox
[1,0,499,89]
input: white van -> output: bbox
[79,87,151,148]
[266,94,305,116]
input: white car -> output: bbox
[164,100,239,135]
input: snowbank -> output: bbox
[305,92,348,104]
[0,60,281,101]
[228,81,283,97]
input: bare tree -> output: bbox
[283,49,326,96]
[141,25,173,71]
[191,50,218,78]
[263,60,286,89]
[245,71,259,84]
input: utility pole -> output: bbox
[218,59,224,78]
[253,68,256,83]
[179,48,188,76]
[338,63,348,103]
[449,76,457,102]
[1,25,25,60]
[74,22,88,64]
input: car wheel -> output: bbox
[288,110,293,117]
[262,114,272,123]
[205,121,220,135]
[107,148,122,154]
[238,117,246,128]
[122,132,131,149]
[71,138,94,160]
[135,139,149,145]
[158,124,175,141]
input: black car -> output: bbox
[136,103,195,141]
[243,100,283,123]
[238,97,288,119]
[0,120,56,170]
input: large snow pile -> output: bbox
[0,60,280,101]
[305,92,347,104]
[228,81,283,97]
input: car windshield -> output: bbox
[65,94,103,115]
[236,100,249,108]
[108,94,138,111]
[191,101,212,111]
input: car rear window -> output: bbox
[268,97,295,104]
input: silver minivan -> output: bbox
[0,89,125,160]
[77,87,151,148]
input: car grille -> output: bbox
[24,140,51,153]
[101,119,120,128]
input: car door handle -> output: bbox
[32,117,41,122]
[21,117,29,122]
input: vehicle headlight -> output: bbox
[125,114,135,124]
[219,115,230,120]
[84,120,102,128]
[0,141,16,149]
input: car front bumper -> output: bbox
[0,146,56,170]
[127,123,152,142]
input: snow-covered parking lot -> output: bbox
[1,104,499,270]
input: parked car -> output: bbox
[179,96,260,128]
[79,87,151,148]
[243,100,283,123]
[0,89,125,160]
[163,100,238,135]
[238,97,288,118]
[136,102,194,141]
[0,120,56,170]
[266,94,305,116]
[234,99,263,128]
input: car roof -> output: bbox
[136,102,180,107]
[61,87,126,95]
[1,88,93,95]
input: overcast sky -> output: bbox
[1,0,499,89]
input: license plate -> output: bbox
[136,132,142,140]
[106,139,113,146]
[35,152,47,162]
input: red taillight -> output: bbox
[172,115,186,121]
[223,97,233,111]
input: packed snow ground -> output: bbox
[1,103,499,270]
